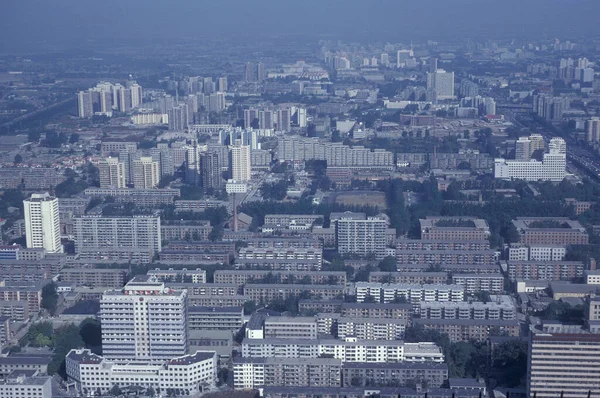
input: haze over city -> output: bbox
[1,1,600,398]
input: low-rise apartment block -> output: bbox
[233,357,342,390]
[369,272,447,285]
[507,244,566,261]
[158,250,230,264]
[264,317,318,340]
[299,300,344,314]
[513,217,589,245]
[160,221,212,242]
[396,238,490,251]
[242,337,444,363]
[236,258,322,271]
[147,268,207,283]
[84,188,180,207]
[336,317,408,340]
[60,268,127,288]
[0,373,52,398]
[419,217,490,241]
[244,284,344,303]
[396,263,501,275]
[0,282,44,313]
[451,274,504,293]
[187,294,246,307]
[419,296,516,320]
[166,283,238,296]
[413,319,520,342]
[503,260,585,281]
[214,270,347,286]
[340,303,412,320]
[188,306,243,331]
[395,249,496,265]
[0,356,50,376]
[0,300,29,322]
[355,282,464,305]
[341,362,448,388]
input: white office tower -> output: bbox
[129,83,143,108]
[380,53,389,67]
[259,110,275,129]
[98,157,126,188]
[23,193,63,253]
[133,156,160,188]
[587,117,600,143]
[495,138,566,182]
[549,137,566,154]
[277,108,291,131]
[396,49,414,68]
[77,91,93,118]
[529,134,545,153]
[427,69,455,101]
[218,76,228,92]
[229,140,251,182]
[100,275,188,362]
[515,137,533,161]
[296,107,308,127]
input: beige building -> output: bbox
[132,156,160,188]
[98,157,126,188]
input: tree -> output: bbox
[69,133,80,144]
[146,387,155,397]
[79,318,102,352]
[109,385,122,396]
[378,256,397,272]
[491,340,528,387]
[13,154,23,164]
[28,131,41,142]
[48,324,85,377]
[41,282,58,315]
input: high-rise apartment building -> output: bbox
[98,157,126,188]
[218,77,228,92]
[336,216,387,259]
[245,62,256,82]
[200,152,222,189]
[77,91,93,118]
[100,275,188,362]
[277,108,291,131]
[23,193,63,253]
[229,140,251,182]
[132,156,160,188]
[586,117,600,143]
[427,69,455,101]
[73,215,162,255]
[528,332,600,398]
[118,87,133,113]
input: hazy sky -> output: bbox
[2,0,600,51]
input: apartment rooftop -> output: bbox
[420,216,490,231]
[513,217,587,232]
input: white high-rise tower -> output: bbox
[100,275,188,363]
[23,193,63,253]
[229,140,251,182]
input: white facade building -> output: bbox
[427,69,455,100]
[229,141,251,182]
[23,193,63,253]
[132,156,160,189]
[101,275,188,362]
[98,157,126,189]
[354,282,464,305]
[66,349,216,397]
[0,374,52,398]
[495,138,566,182]
[242,337,443,363]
